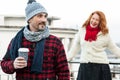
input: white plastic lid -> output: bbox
[18,48,29,52]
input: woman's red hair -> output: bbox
[82,11,109,35]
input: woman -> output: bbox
[68,11,120,80]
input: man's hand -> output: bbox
[13,57,27,69]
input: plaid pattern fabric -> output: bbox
[1,35,70,80]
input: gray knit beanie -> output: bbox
[25,0,48,22]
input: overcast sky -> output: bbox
[0,0,120,42]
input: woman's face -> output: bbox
[90,13,100,28]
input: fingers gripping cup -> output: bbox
[18,48,29,61]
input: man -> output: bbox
[1,0,70,80]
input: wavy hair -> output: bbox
[82,11,109,35]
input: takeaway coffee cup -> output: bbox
[18,48,29,61]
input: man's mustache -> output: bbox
[39,22,46,25]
